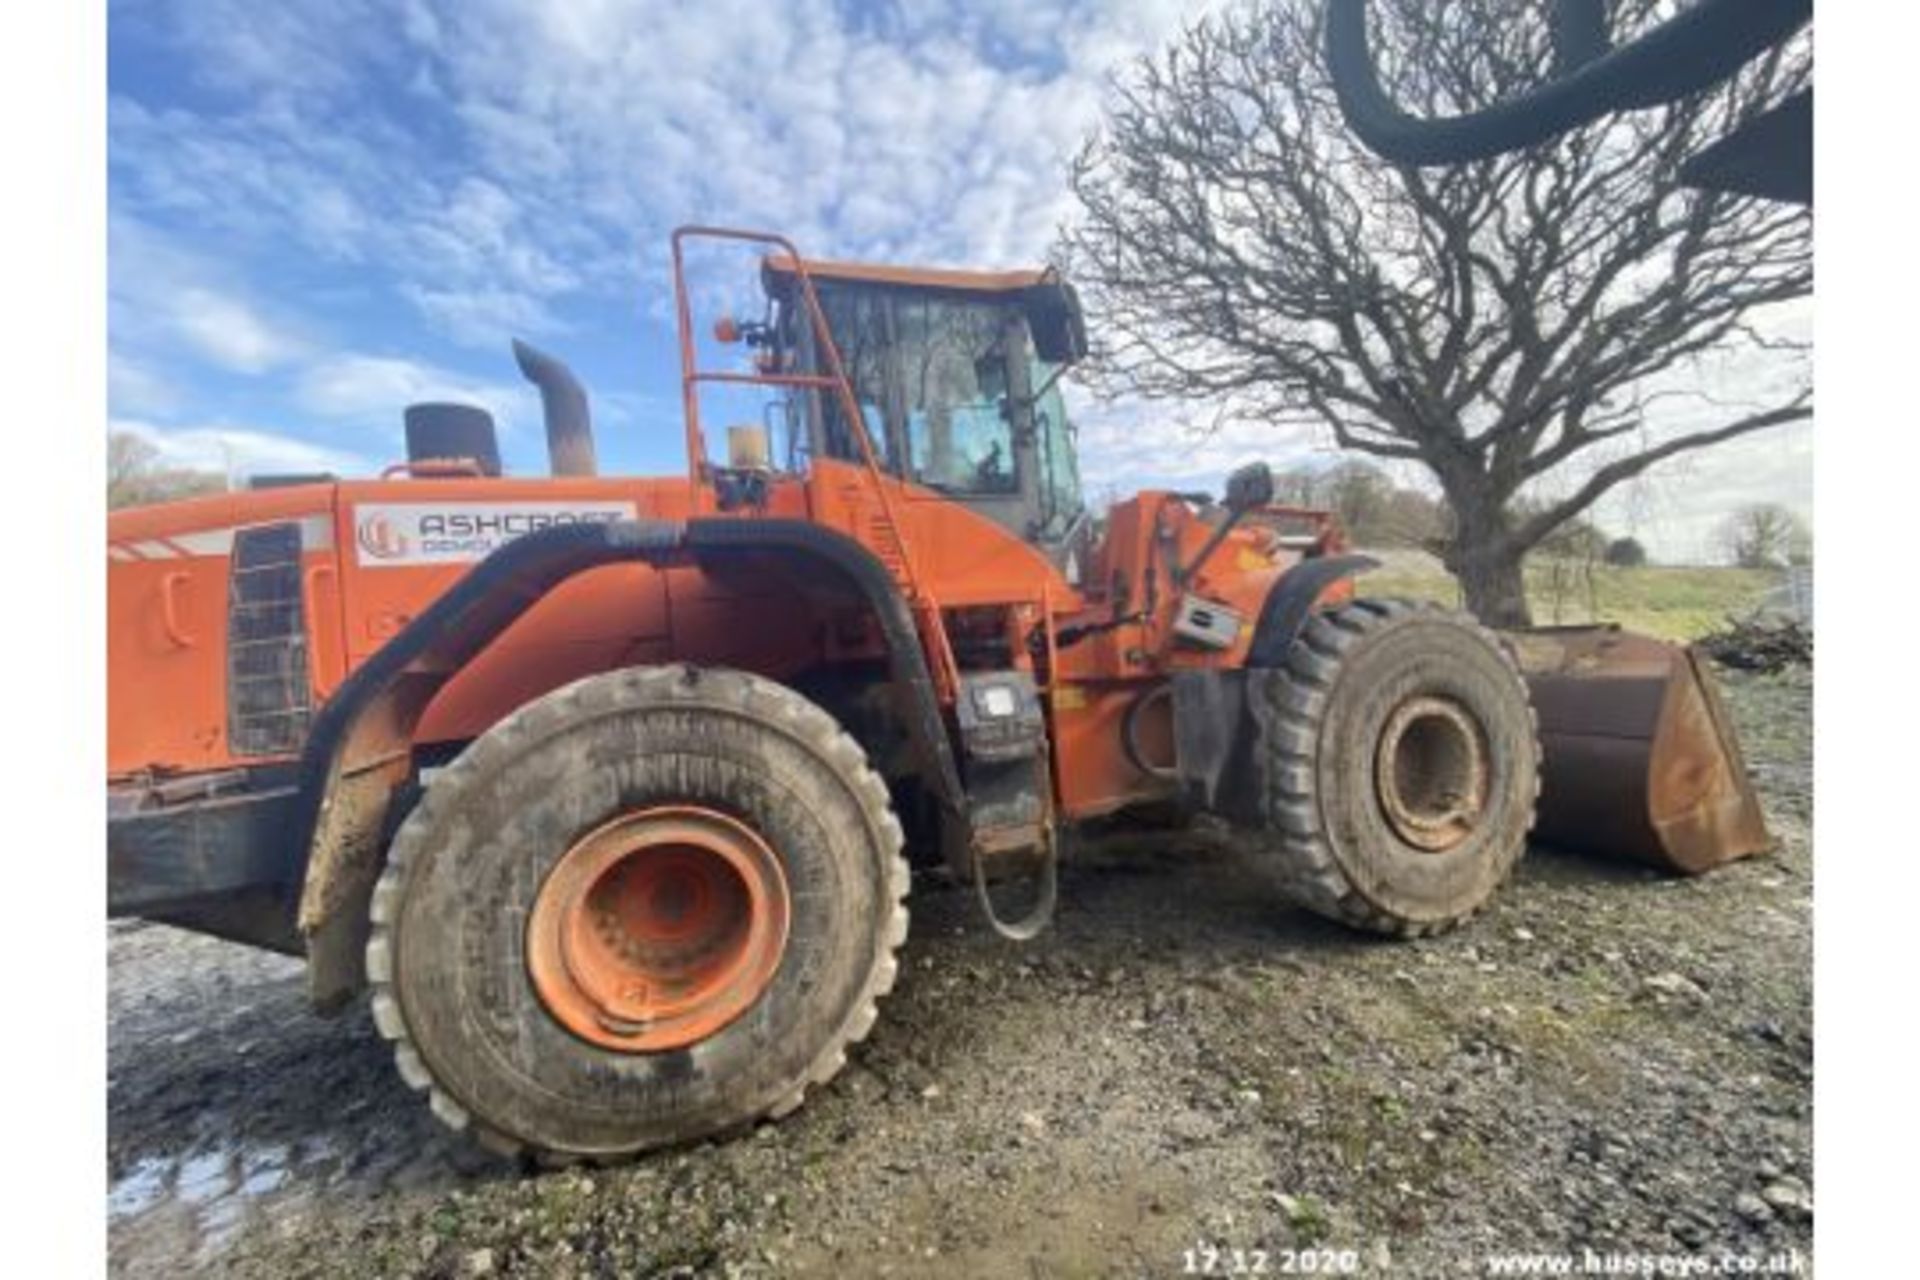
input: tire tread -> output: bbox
[364,664,910,1162]
[1251,598,1540,937]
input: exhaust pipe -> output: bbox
[512,338,598,477]
[404,402,501,476]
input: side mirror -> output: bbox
[1021,280,1089,366]
[1223,460,1274,513]
[1176,460,1275,586]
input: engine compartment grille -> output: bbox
[226,522,313,757]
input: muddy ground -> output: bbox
[108,667,1813,1278]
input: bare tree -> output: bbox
[109,432,225,510]
[1717,502,1809,569]
[1061,0,1810,625]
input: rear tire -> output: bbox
[365,665,908,1161]
[1249,598,1538,936]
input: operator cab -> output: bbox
[754,258,1090,559]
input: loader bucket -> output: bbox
[1506,626,1770,875]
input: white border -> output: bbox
[1815,5,1918,1274]
[0,3,108,1275]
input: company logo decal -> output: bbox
[351,502,639,566]
[357,513,411,561]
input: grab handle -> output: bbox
[159,572,194,649]
[303,563,338,697]
[380,458,487,480]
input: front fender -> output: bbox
[1244,553,1380,667]
[1172,553,1379,816]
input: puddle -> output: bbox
[239,1144,289,1196]
[107,1157,169,1220]
[110,1139,296,1225]
[175,1150,234,1205]
[111,1126,469,1274]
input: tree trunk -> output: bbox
[1452,547,1532,629]
[1444,495,1533,628]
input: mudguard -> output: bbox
[1174,553,1379,814]
[286,516,959,1007]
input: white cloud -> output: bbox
[1591,420,1813,565]
[1534,304,1812,563]
[108,210,534,476]
[1072,388,1324,505]
[107,0,1809,553]
[401,283,566,348]
[126,0,424,101]
[1075,373,1813,567]
[109,215,308,375]
[168,286,305,373]
[294,352,530,434]
[110,1,1199,352]
[111,417,371,480]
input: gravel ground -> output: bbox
[108,666,1812,1278]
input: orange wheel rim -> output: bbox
[526,806,790,1053]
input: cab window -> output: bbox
[806,287,895,470]
[793,280,1085,539]
[1027,355,1082,536]
[894,297,1016,495]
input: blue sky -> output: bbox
[108,0,1808,561]
[108,0,1201,484]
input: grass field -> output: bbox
[1353,548,1781,642]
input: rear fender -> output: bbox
[295,517,961,1009]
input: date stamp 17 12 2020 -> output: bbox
[1182,1243,1361,1275]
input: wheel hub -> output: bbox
[526,806,790,1052]
[1374,695,1488,853]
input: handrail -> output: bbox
[379,458,488,480]
[668,225,928,605]
[159,572,195,649]
[303,562,339,698]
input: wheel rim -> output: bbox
[1374,695,1489,852]
[526,806,790,1052]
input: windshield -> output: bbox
[895,297,1015,495]
[799,281,1084,538]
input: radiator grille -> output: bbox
[226,522,313,757]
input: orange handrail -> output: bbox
[303,562,339,697]
[380,458,489,480]
[159,572,194,649]
[667,225,927,603]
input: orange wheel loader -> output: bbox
[106,226,1767,1162]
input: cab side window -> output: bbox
[895,298,1016,495]
[810,287,894,470]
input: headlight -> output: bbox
[973,684,1019,719]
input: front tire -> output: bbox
[365,665,908,1161]
[1249,598,1538,936]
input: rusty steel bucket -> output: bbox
[1506,626,1770,874]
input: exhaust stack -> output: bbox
[512,338,598,478]
[403,402,502,477]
